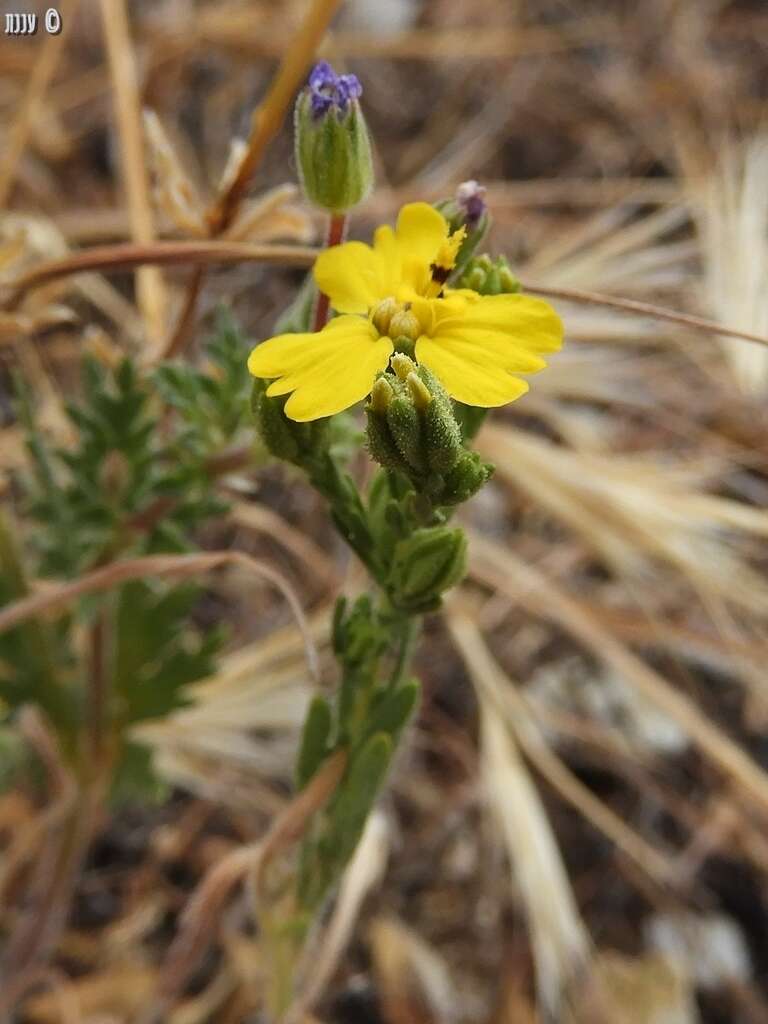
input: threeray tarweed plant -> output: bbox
[248,61,562,1015]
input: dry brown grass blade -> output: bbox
[446,605,676,890]
[231,502,339,586]
[0,551,318,683]
[99,0,167,351]
[685,134,768,393]
[0,0,79,208]
[468,534,768,822]
[448,608,592,1020]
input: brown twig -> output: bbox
[0,551,319,683]
[518,280,768,349]
[4,240,318,310]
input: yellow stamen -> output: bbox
[433,226,467,275]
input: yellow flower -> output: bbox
[248,203,562,421]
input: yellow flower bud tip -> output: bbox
[371,296,398,336]
[369,375,394,413]
[406,371,432,410]
[388,307,421,342]
[391,352,418,382]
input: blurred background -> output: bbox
[1,0,768,1021]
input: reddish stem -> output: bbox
[312,212,347,331]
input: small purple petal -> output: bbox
[336,73,362,109]
[309,61,337,90]
[456,179,487,229]
[306,61,363,119]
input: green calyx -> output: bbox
[295,91,374,214]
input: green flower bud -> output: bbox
[388,526,467,612]
[458,253,521,296]
[295,63,374,214]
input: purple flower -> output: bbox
[307,61,362,119]
[456,180,487,230]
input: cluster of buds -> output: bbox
[458,253,521,295]
[365,354,493,509]
[294,61,374,215]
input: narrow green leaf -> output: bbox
[296,695,333,789]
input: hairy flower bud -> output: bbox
[295,62,374,214]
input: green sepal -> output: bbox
[296,695,333,789]
[386,395,427,473]
[417,366,463,472]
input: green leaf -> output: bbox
[329,731,392,867]
[360,680,419,749]
[296,695,333,789]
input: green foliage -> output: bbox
[3,316,255,799]
[0,510,78,744]
[113,580,223,725]
[155,307,253,460]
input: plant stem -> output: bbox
[390,615,422,689]
[87,610,108,767]
[312,212,347,332]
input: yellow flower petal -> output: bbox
[415,293,563,407]
[313,241,391,314]
[248,316,393,422]
[393,203,449,267]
